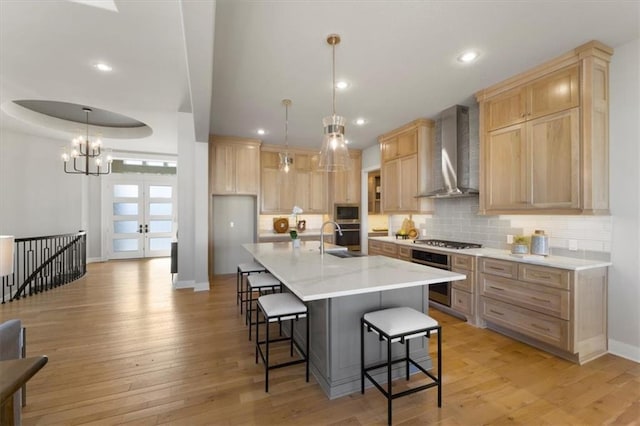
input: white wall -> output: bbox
[176,112,209,291]
[608,38,640,361]
[0,128,84,237]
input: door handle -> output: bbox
[138,224,144,233]
[144,224,149,233]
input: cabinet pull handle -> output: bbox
[489,309,504,316]
[520,113,526,118]
[530,323,551,332]
[532,274,552,280]
[489,286,505,291]
[531,296,551,303]
[488,266,505,271]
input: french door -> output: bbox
[105,175,177,259]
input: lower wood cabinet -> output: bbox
[368,239,397,258]
[479,257,608,364]
[450,254,477,323]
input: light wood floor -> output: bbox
[1,258,638,425]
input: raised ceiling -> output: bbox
[0,1,638,154]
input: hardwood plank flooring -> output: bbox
[1,258,638,425]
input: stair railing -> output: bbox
[1,231,87,303]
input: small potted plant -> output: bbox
[289,229,301,248]
[511,235,529,254]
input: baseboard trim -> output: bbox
[608,339,640,363]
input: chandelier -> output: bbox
[279,99,293,173]
[61,107,112,176]
[318,34,350,172]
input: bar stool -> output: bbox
[236,261,266,314]
[255,292,309,392]
[246,273,281,340]
[360,307,441,426]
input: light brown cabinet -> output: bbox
[450,254,478,324]
[209,136,261,195]
[368,239,397,258]
[330,150,362,205]
[260,146,328,214]
[367,171,381,214]
[479,257,608,364]
[379,119,434,214]
[476,41,612,214]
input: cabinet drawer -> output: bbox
[480,297,569,351]
[382,242,398,257]
[451,268,473,292]
[480,274,569,320]
[451,288,473,316]
[452,254,473,270]
[519,264,570,290]
[481,258,518,279]
[397,246,411,260]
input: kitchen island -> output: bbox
[243,241,465,398]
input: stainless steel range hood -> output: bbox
[419,104,479,198]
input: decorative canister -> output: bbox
[530,230,549,256]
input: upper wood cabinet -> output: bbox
[379,119,434,214]
[486,65,579,131]
[331,150,362,205]
[476,41,612,215]
[209,136,261,195]
[260,146,328,214]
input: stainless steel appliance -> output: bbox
[411,239,482,306]
[334,203,360,223]
[334,204,360,251]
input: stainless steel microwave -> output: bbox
[334,203,360,223]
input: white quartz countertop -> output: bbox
[368,236,612,271]
[243,241,465,302]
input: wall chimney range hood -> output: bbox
[420,104,479,198]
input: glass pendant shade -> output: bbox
[319,114,350,171]
[279,151,293,173]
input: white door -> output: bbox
[106,176,176,259]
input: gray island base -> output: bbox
[243,241,465,399]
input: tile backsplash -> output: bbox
[259,214,325,232]
[390,197,611,261]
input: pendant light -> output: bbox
[318,34,350,172]
[279,99,293,173]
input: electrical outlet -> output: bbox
[569,239,578,251]
[421,228,427,237]
[507,234,513,244]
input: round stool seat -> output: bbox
[258,293,307,321]
[247,273,280,289]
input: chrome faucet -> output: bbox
[320,221,343,254]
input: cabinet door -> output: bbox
[332,152,361,204]
[399,154,418,211]
[309,154,327,212]
[397,128,418,156]
[261,167,281,212]
[381,138,398,161]
[487,87,528,131]
[382,159,399,212]
[261,152,294,213]
[234,145,260,194]
[485,124,529,210]
[211,144,235,194]
[529,65,579,121]
[530,109,580,209]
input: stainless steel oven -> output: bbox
[410,249,451,307]
[335,222,360,251]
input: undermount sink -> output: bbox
[327,251,367,258]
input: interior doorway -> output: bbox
[104,175,177,259]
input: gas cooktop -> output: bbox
[413,239,482,250]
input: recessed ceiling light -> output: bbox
[457,50,479,63]
[257,129,266,135]
[93,62,113,72]
[355,118,366,126]
[336,81,349,90]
